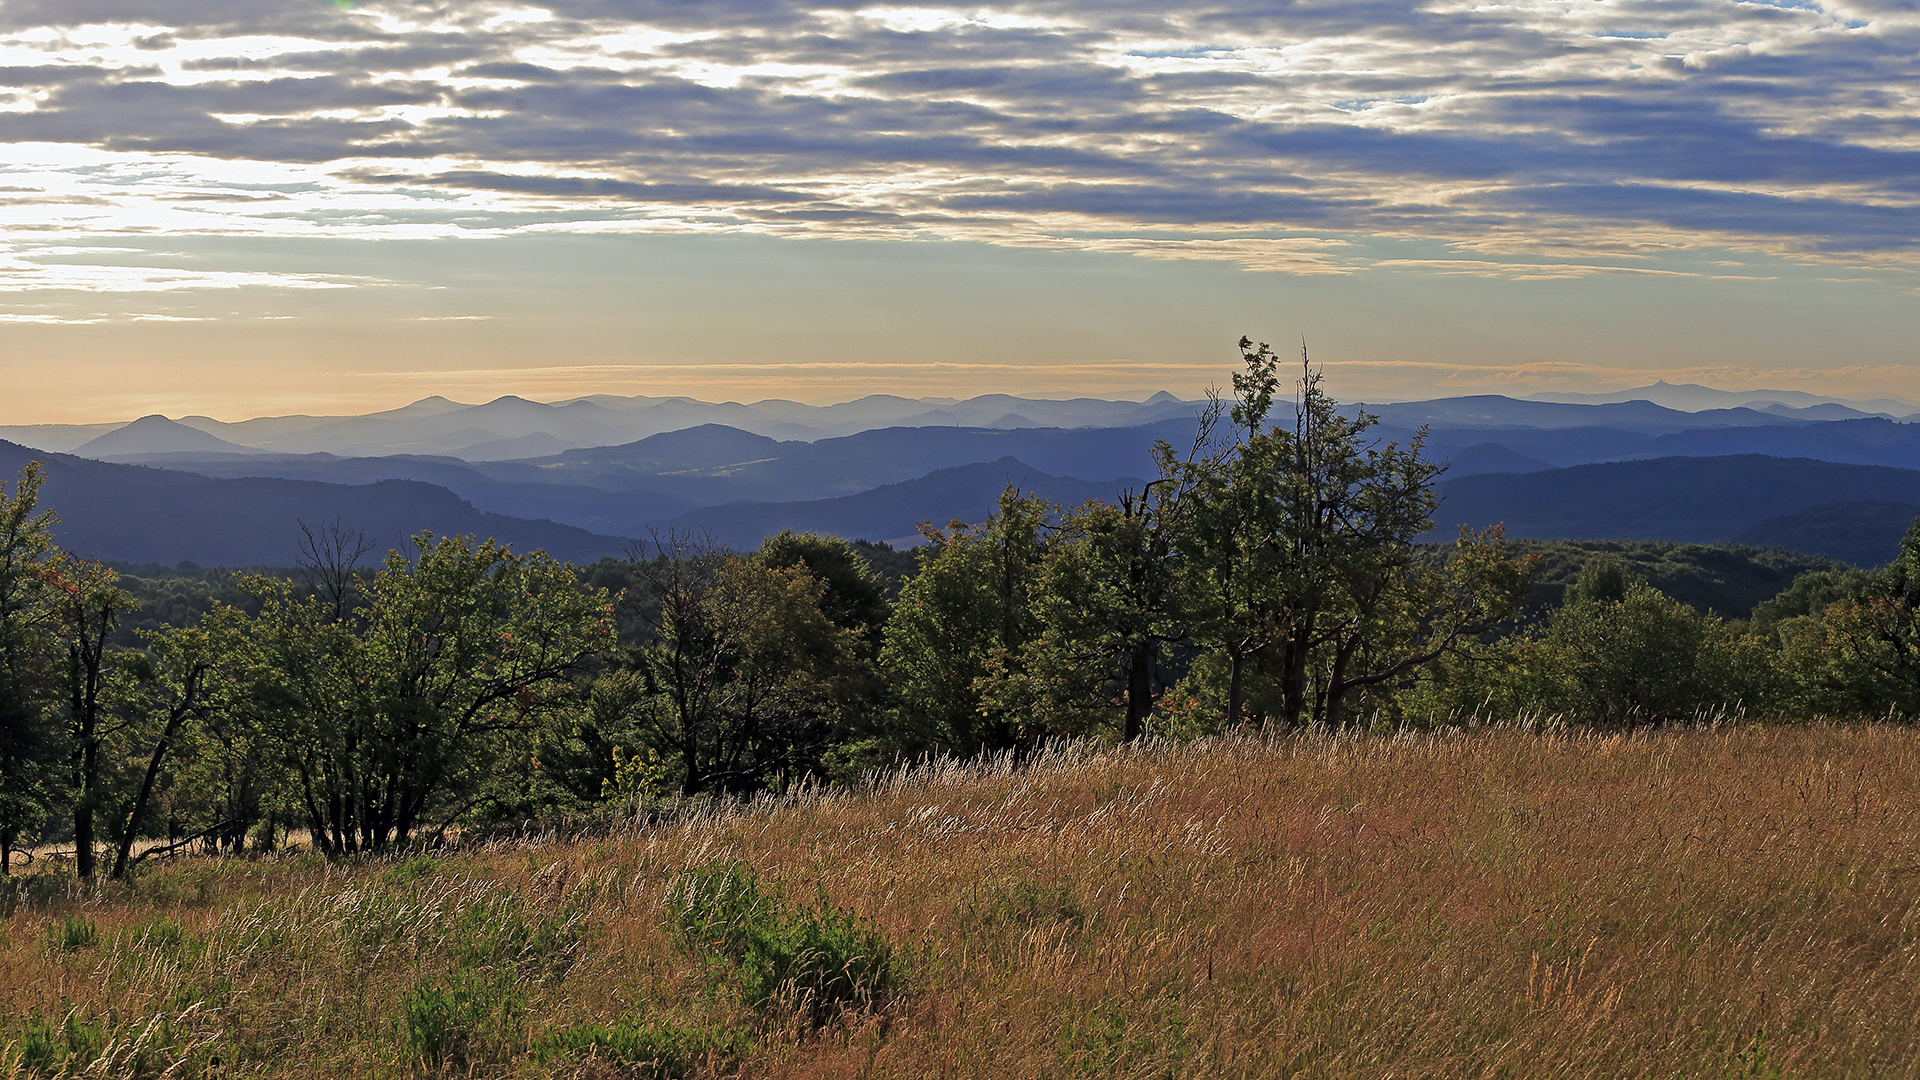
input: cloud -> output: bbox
[0,0,1914,272]
[0,241,372,292]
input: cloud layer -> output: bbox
[0,0,1915,282]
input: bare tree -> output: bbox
[296,518,373,622]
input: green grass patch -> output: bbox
[669,860,898,1026]
[46,914,96,954]
[399,969,527,1070]
[535,1016,748,1078]
[13,1012,105,1076]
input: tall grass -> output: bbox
[6,725,1920,1077]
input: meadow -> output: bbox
[6,724,1920,1079]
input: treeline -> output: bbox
[4,340,1919,879]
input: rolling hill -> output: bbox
[1734,502,1920,567]
[1433,455,1920,558]
[666,457,1148,550]
[0,442,632,567]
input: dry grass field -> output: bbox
[7,725,1920,1079]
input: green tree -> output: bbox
[105,616,238,879]
[998,468,1206,743]
[620,536,866,795]
[1311,524,1538,730]
[1042,412,1223,742]
[879,489,1054,756]
[758,531,889,644]
[1567,556,1632,606]
[1552,582,1773,725]
[1418,581,1770,727]
[0,463,63,875]
[242,534,614,854]
[50,557,139,880]
[1176,338,1534,729]
[1772,519,1920,718]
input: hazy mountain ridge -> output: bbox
[1527,380,1918,417]
[10,384,1920,570]
[8,391,1203,461]
[1734,502,1920,568]
[1359,395,1816,434]
[0,441,633,567]
[105,421,1201,534]
[28,384,1874,466]
[666,457,1150,551]
[75,415,255,458]
[1433,455,1920,564]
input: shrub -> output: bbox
[378,855,439,886]
[128,917,200,963]
[14,1012,105,1075]
[333,872,585,980]
[961,879,1088,934]
[669,861,897,1025]
[48,914,96,953]
[399,969,526,1069]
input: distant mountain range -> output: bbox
[1,391,1200,459]
[6,383,1920,570]
[0,442,632,568]
[1433,455,1920,565]
[1526,380,1917,417]
[672,458,1148,551]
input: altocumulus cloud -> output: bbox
[0,0,1916,277]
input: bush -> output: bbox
[669,861,896,1025]
[1403,582,1778,727]
[14,1012,105,1075]
[960,879,1088,934]
[48,915,96,954]
[127,917,200,964]
[400,969,526,1069]
[449,889,586,981]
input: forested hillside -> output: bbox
[1432,454,1920,558]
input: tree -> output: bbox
[242,534,614,854]
[1008,476,1201,743]
[1176,338,1535,729]
[1543,582,1770,725]
[1176,355,1288,726]
[1567,556,1631,606]
[0,463,63,875]
[1410,580,1769,727]
[1029,410,1221,742]
[106,617,235,879]
[1773,519,1920,718]
[880,489,1054,756]
[620,534,866,795]
[758,530,889,644]
[49,556,139,880]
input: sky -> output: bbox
[1,0,1918,422]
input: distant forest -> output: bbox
[6,340,1920,879]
